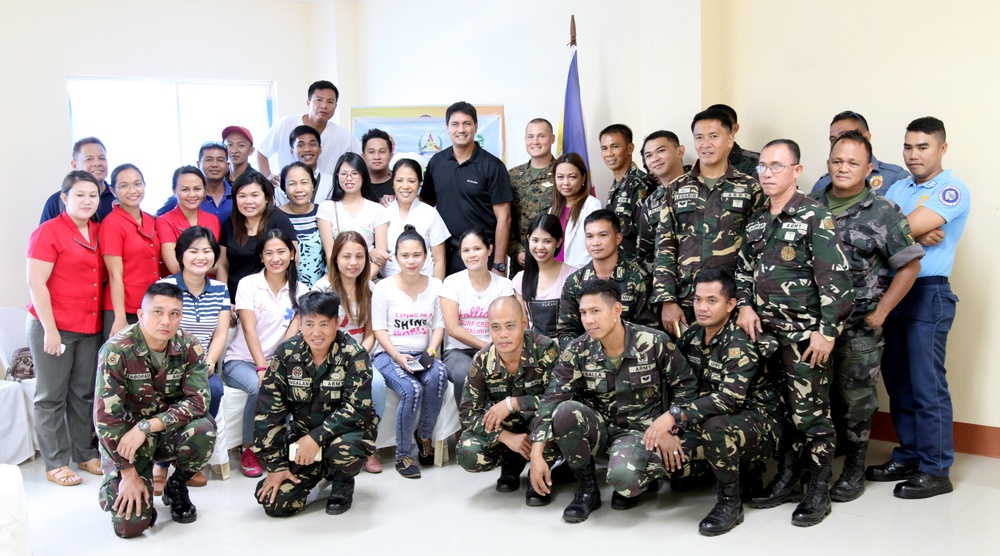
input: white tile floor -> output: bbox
[15,440,1000,555]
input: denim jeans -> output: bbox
[222,359,260,445]
[372,351,448,460]
[443,348,476,407]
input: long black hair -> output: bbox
[331,152,377,203]
[255,228,300,313]
[521,213,564,301]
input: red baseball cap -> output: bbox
[222,125,253,144]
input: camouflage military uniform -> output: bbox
[677,315,782,484]
[94,324,216,538]
[810,184,924,444]
[652,162,763,320]
[253,332,379,517]
[508,159,556,276]
[457,331,559,471]
[729,143,760,179]
[606,162,652,254]
[635,183,669,274]
[556,253,657,348]
[735,191,854,465]
[531,323,698,497]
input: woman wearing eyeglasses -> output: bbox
[317,153,391,276]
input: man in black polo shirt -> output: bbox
[421,101,513,276]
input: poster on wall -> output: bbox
[351,105,506,166]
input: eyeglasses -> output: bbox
[755,162,797,175]
[338,171,361,180]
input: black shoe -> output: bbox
[549,459,576,485]
[414,433,434,467]
[496,451,527,492]
[610,479,660,510]
[749,450,803,509]
[525,483,551,507]
[893,472,953,499]
[831,441,867,502]
[395,456,421,479]
[670,460,714,492]
[791,464,832,527]
[699,481,744,536]
[326,473,355,515]
[739,460,766,503]
[865,460,918,482]
[161,470,197,524]
[562,459,601,523]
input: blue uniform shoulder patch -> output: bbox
[939,186,961,207]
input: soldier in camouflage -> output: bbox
[557,210,656,348]
[635,130,688,273]
[652,109,764,336]
[529,279,698,523]
[708,104,761,179]
[254,291,379,517]
[600,124,651,254]
[809,131,923,502]
[736,139,855,527]
[457,297,560,505]
[94,283,216,538]
[508,118,557,277]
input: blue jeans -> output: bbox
[882,278,957,477]
[371,367,387,420]
[372,351,448,460]
[222,359,260,445]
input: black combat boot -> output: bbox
[749,450,803,509]
[525,482,551,506]
[669,460,714,492]
[496,450,527,492]
[831,441,867,502]
[326,470,355,515]
[699,480,744,536]
[562,459,601,523]
[791,463,833,527]
[161,469,197,523]
[611,479,661,510]
[739,460,766,502]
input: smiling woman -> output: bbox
[155,166,221,276]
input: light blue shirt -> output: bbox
[883,169,970,277]
[811,155,910,194]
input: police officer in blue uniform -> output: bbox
[811,110,909,195]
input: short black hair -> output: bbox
[199,141,228,161]
[691,109,733,133]
[583,209,621,234]
[289,125,321,148]
[298,290,341,320]
[172,165,206,191]
[830,110,870,131]
[693,269,736,301]
[761,139,801,164]
[599,123,633,144]
[641,130,681,154]
[361,128,394,152]
[907,116,946,143]
[143,282,183,305]
[830,130,872,164]
[308,80,339,101]
[72,137,106,158]
[706,104,738,125]
[446,101,477,125]
[174,226,220,271]
[578,278,621,305]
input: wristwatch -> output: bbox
[492,262,507,273]
[668,405,686,431]
[137,419,152,435]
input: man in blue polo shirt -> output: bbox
[157,141,234,226]
[421,101,512,276]
[39,137,116,223]
[811,111,909,194]
[866,117,970,499]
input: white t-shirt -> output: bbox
[316,199,386,250]
[226,271,308,363]
[371,276,444,354]
[257,115,361,175]
[378,198,450,278]
[312,276,374,345]
[560,194,603,269]
[274,171,334,207]
[440,270,514,351]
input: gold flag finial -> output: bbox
[570,15,577,47]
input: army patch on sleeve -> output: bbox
[193,343,204,356]
[939,186,961,207]
[821,216,835,230]
[870,175,883,190]
[728,347,741,359]
[107,352,120,366]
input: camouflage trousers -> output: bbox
[686,411,781,484]
[768,338,836,466]
[549,400,665,497]
[98,417,216,538]
[256,430,374,517]
[831,326,883,445]
[457,420,559,472]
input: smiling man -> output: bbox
[362,128,395,205]
[40,137,116,223]
[601,124,651,255]
[508,118,557,276]
[223,125,260,187]
[635,130,687,273]
[810,111,909,195]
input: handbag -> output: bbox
[6,347,35,382]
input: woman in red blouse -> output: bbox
[155,166,221,276]
[26,171,106,486]
[98,164,161,338]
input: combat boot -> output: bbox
[831,441,867,502]
[749,450,803,509]
[161,469,198,523]
[699,480,744,536]
[669,460,714,492]
[496,450,527,492]
[326,471,355,515]
[791,463,832,527]
[562,459,601,523]
[525,483,551,506]
[739,460,766,502]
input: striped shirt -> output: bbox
[158,274,231,348]
[284,205,325,288]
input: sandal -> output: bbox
[46,466,83,487]
[153,465,168,496]
[78,458,103,476]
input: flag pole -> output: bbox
[570,15,576,47]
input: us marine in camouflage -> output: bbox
[735,139,854,527]
[508,118,557,276]
[254,291,379,517]
[663,270,782,536]
[809,131,923,502]
[457,297,560,505]
[557,210,656,349]
[530,279,698,523]
[600,124,651,254]
[652,109,764,336]
[635,130,689,273]
[94,283,216,538]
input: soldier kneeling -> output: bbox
[253,290,379,517]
